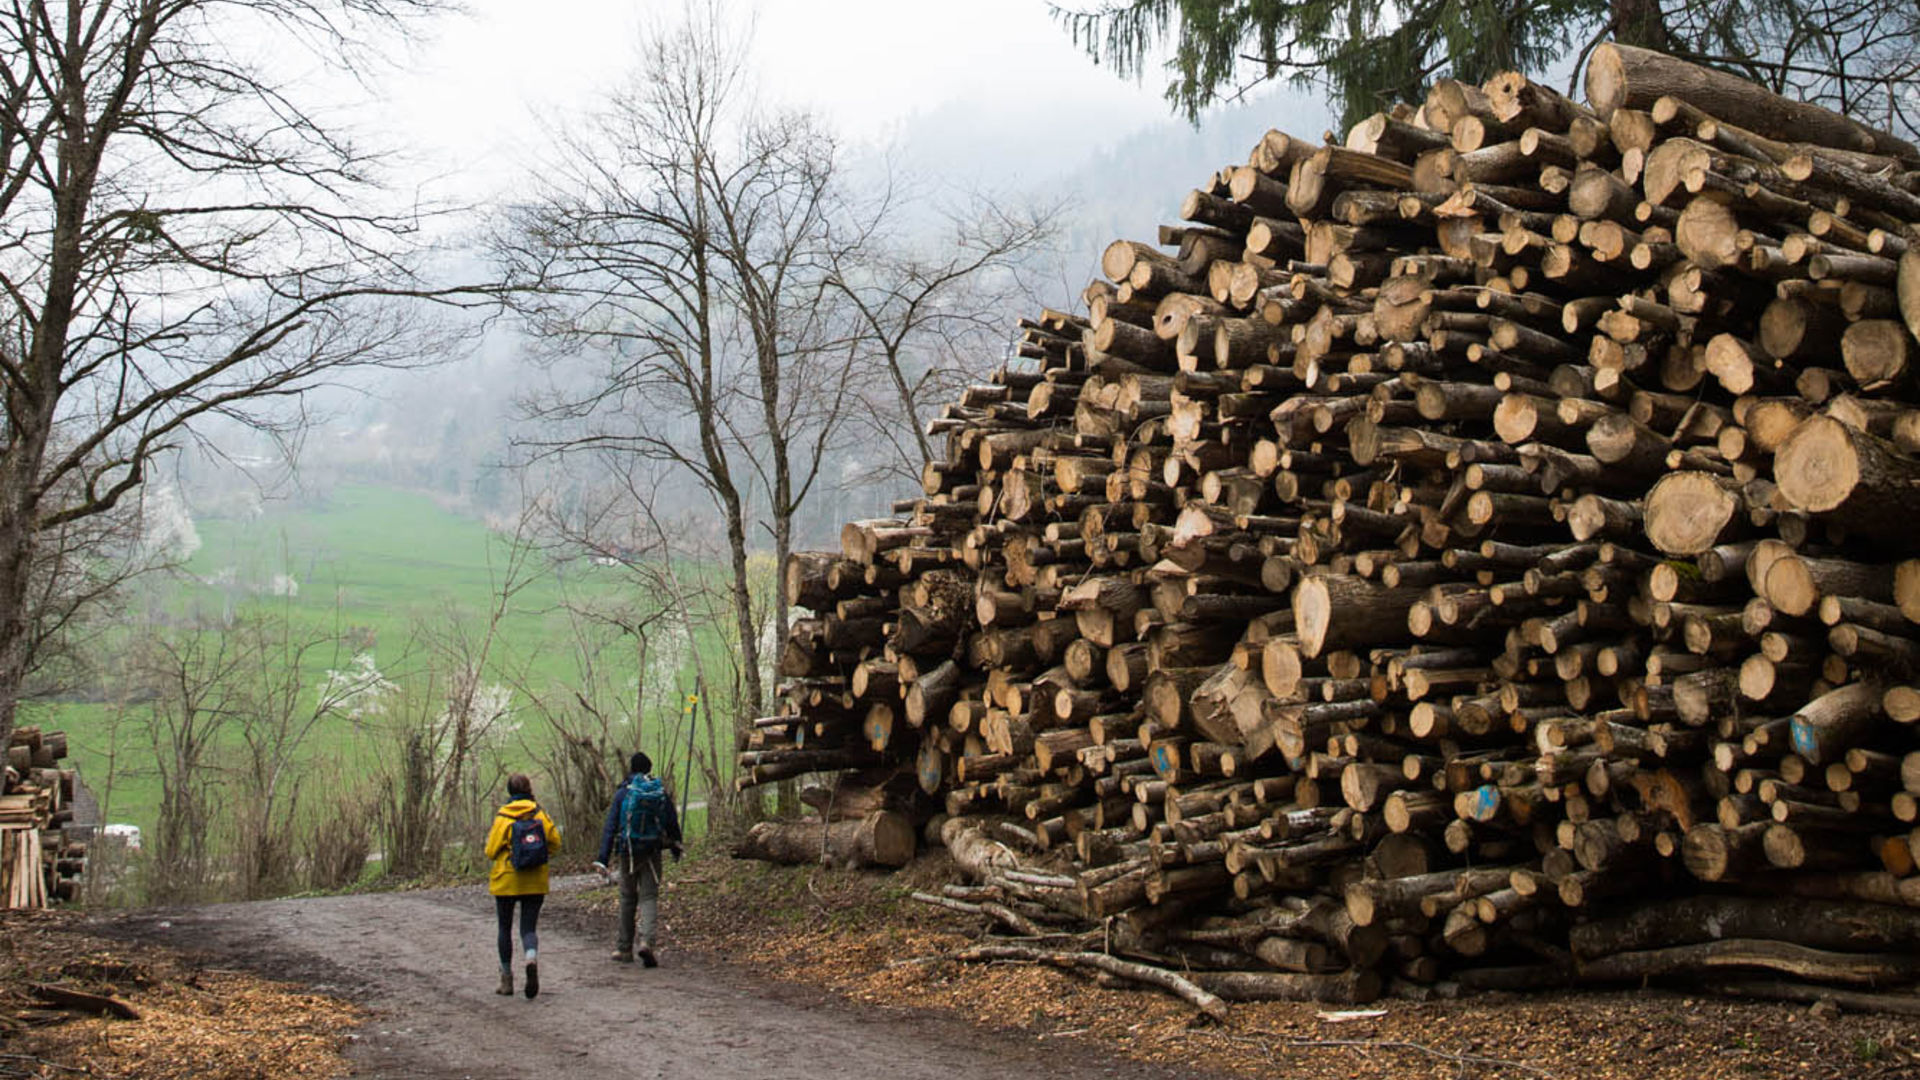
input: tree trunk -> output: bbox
[732,810,916,867]
[1585,44,1920,161]
[1578,939,1920,986]
[1293,576,1423,658]
[1899,251,1920,348]
[721,487,766,717]
[1775,416,1920,552]
[1571,895,1920,958]
[0,407,55,753]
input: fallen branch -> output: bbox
[0,1054,88,1071]
[955,942,1231,1021]
[1702,977,1920,1016]
[910,890,1061,937]
[29,983,139,1021]
[911,890,984,916]
[1577,939,1920,986]
[1000,869,1077,889]
[980,901,1052,937]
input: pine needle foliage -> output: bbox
[1053,0,1920,137]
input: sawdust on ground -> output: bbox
[0,909,357,1080]
[554,852,1920,1080]
[7,854,1919,1080]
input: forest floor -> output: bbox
[2,854,1917,1079]
[601,851,1920,1080]
[2,870,1214,1080]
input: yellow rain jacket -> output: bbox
[486,799,561,896]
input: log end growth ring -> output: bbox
[1645,471,1738,555]
[1293,577,1332,658]
[1775,416,1857,514]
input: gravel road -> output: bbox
[99,874,1218,1080]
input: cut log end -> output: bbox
[1774,415,1860,515]
[1645,472,1738,556]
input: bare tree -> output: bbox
[828,194,1061,488]
[525,453,764,830]
[369,628,518,880]
[0,0,499,750]
[1653,0,1920,137]
[10,475,171,703]
[127,621,250,903]
[494,1,858,728]
[227,608,389,898]
[716,106,858,652]
[505,480,681,838]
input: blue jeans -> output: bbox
[495,894,544,968]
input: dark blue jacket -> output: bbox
[597,773,683,864]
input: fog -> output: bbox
[177,2,1335,548]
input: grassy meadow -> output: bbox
[28,484,747,862]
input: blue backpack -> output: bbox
[620,776,668,853]
[508,809,550,870]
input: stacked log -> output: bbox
[2,726,85,907]
[743,44,1920,1007]
[731,769,924,868]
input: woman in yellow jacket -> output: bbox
[484,774,561,998]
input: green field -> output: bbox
[28,484,747,865]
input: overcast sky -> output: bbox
[375,0,1184,204]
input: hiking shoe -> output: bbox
[496,970,513,996]
[610,950,634,963]
[638,947,657,969]
[524,961,539,999]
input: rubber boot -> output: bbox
[496,968,513,996]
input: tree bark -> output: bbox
[1571,895,1920,958]
[1899,250,1920,348]
[1585,44,1920,161]
[957,943,1230,1019]
[733,810,916,867]
[1578,939,1920,986]
[1776,416,1920,552]
[1293,576,1424,658]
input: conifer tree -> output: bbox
[1055,0,1919,136]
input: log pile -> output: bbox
[731,770,923,868]
[2,726,86,908]
[742,43,1920,1007]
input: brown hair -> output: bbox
[506,773,533,798]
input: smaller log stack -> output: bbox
[2,727,86,908]
[742,43,1920,1009]
[731,769,924,868]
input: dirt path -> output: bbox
[98,875,1219,1080]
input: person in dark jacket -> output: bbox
[594,751,683,967]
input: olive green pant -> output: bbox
[616,849,662,953]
